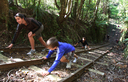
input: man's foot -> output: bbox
[66,61,72,68]
[27,49,36,55]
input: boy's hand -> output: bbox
[6,44,13,49]
[42,71,50,76]
[42,57,47,60]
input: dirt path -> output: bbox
[75,19,128,82]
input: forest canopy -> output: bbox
[0,0,128,44]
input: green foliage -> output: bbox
[31,5,45,22]
[7,0,112,45]
[65,36,72,43]
[124,17,128,23]
[95,20,107,27]
[124,45,128,58]
[9,6,17,10]
[83,2,96,21]
[123,38,128,45]
[109,4,119,19]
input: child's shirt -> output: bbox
[78,40,88,46]
[46,41,75,73]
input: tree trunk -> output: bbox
[33,0,36,6]
[65,0,73,19]
[54,0,60,10]
[76,0,85,23]
[72,0,78,19]
[38,0,41,6]
[59,0,66,23]
[58,0,73,23]
[103,0,108,15]
[15,0,18,6]
[92,0,100,23]
[0,0,9,34]
[89,0,91,4]
[9,0,14,6]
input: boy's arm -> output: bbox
[75,43,78,46]
[48,50,64,73]
[46,50,55,58]
[75,40,81,46]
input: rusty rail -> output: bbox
[0,46,45,52]
[59,47,112,82]
[0,43,111,82]
[0,43,110,71]
[0,57,55,71]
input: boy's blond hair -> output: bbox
[46,37,59,48]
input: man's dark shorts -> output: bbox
[35,25,44,39]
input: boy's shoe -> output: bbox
[66,61,72,68]
[73,58,77,63]
[27,49,36,55]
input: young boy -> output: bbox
[42,37,78,76]
[75,37,90,49]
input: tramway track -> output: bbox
[60,46,112,82]
[0,43,112,82]
[0,46,45,53]
[0,43,109,71]
[0,42,107,53]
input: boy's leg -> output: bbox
[73,54,79,63]
[60,56,71,68]
[85,44,90,49]
[85,45,87,49]
[74,54,78,58]
[60,52,74,68]
[60,56,69,63]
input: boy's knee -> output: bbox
[60,58,64,62]
[60,56,68,62]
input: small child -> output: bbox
[75,37,90,49]
[42,37,78,76]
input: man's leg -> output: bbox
[28,34,35,50]
[27,33,36,55]
[38,37,47,48]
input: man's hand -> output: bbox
[42,71,50,76]
[28,31,33,37]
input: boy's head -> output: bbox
[46,37,59,50]
[82,37,86,41]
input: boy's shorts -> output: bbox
[35,25,44,39]
[84,46,87,49]
[64,51,74,61]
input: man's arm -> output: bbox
[11,24,22,44]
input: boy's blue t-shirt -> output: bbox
[46,41,75,73]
